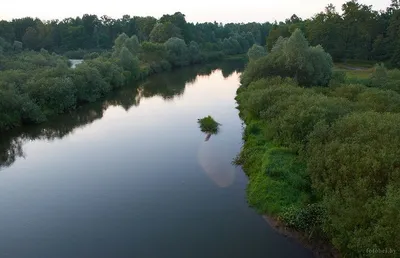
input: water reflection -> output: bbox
[0,60,244,170]
[197,140,236,187]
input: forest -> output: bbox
[235,1,400,257]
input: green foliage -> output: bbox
[247,44,266,61]
[241,29,333,87]
[1,11,262,132]
[150,22,182,43]
[0,88,44,130]
[113,33,141,58]
[307,112,400,255]
[113,33,129,55]
[71,62,109,103]
[26,76,77,115]
[85,57,125,88]
[281,203,326,235]
[369,63,388,87]
[118,46,140,77]
[124,35,141,55]
[64,49,87,59]
[235,126,311,216]
[197,115,220,134]
[0,36,12,53]
[164,37,190,67]
[188,41,202,64]
[13,41,22,52]
[237,56,400,256]
[140,41,167,63]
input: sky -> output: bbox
[0,0,392,23]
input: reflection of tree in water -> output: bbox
[0,60,245,169]
[140,66,198,100]
[0,138,24,169]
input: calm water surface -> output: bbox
[0,62,313,258]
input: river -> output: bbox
[0,61,313,258]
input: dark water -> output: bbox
[0,61,313,258]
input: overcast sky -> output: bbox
[0,0,392,23]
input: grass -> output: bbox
[233,119,311,216]
[197,115,220,134]
[333,62,374,81]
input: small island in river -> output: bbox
[198,116,221,141]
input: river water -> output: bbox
[0,61,313,258]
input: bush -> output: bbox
[0,88,45,130]
[197,115,220,134]
[71,63,110,103]
[280,203,326,235]
[26,76,77,116]
[85,57,125,89]
[307,112,400,256]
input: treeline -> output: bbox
[236,29,400,257]
[0,12,268,56]
[266,0,400,66]
[2,1,400,64]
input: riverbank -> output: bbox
[235,66,400,257]
[234,79,341,258]
[0,47,247,133]
[263,214,339,258]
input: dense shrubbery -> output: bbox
[236,30,400,257]
[242,29,333,87]
[197,116,220,134]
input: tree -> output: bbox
[159,12,192,42]
[72,63,110,102]
[124,35,141,55]
[247,44,267,61]
[134,16,157,41]
[188,41,202,64]
[266,25,290,51]
[13,41,23,52]
[241,29,333,87]
[140,41,167,63]
[164,37,189,67]
[22,27,39,50]
[113,33,129,57]
[119,46,140,78]
[0,37,12,53]
[149,22,182,43]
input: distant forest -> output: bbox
[0,11,269,58]
[1,0,400,64]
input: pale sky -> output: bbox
[0,0,392,23]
